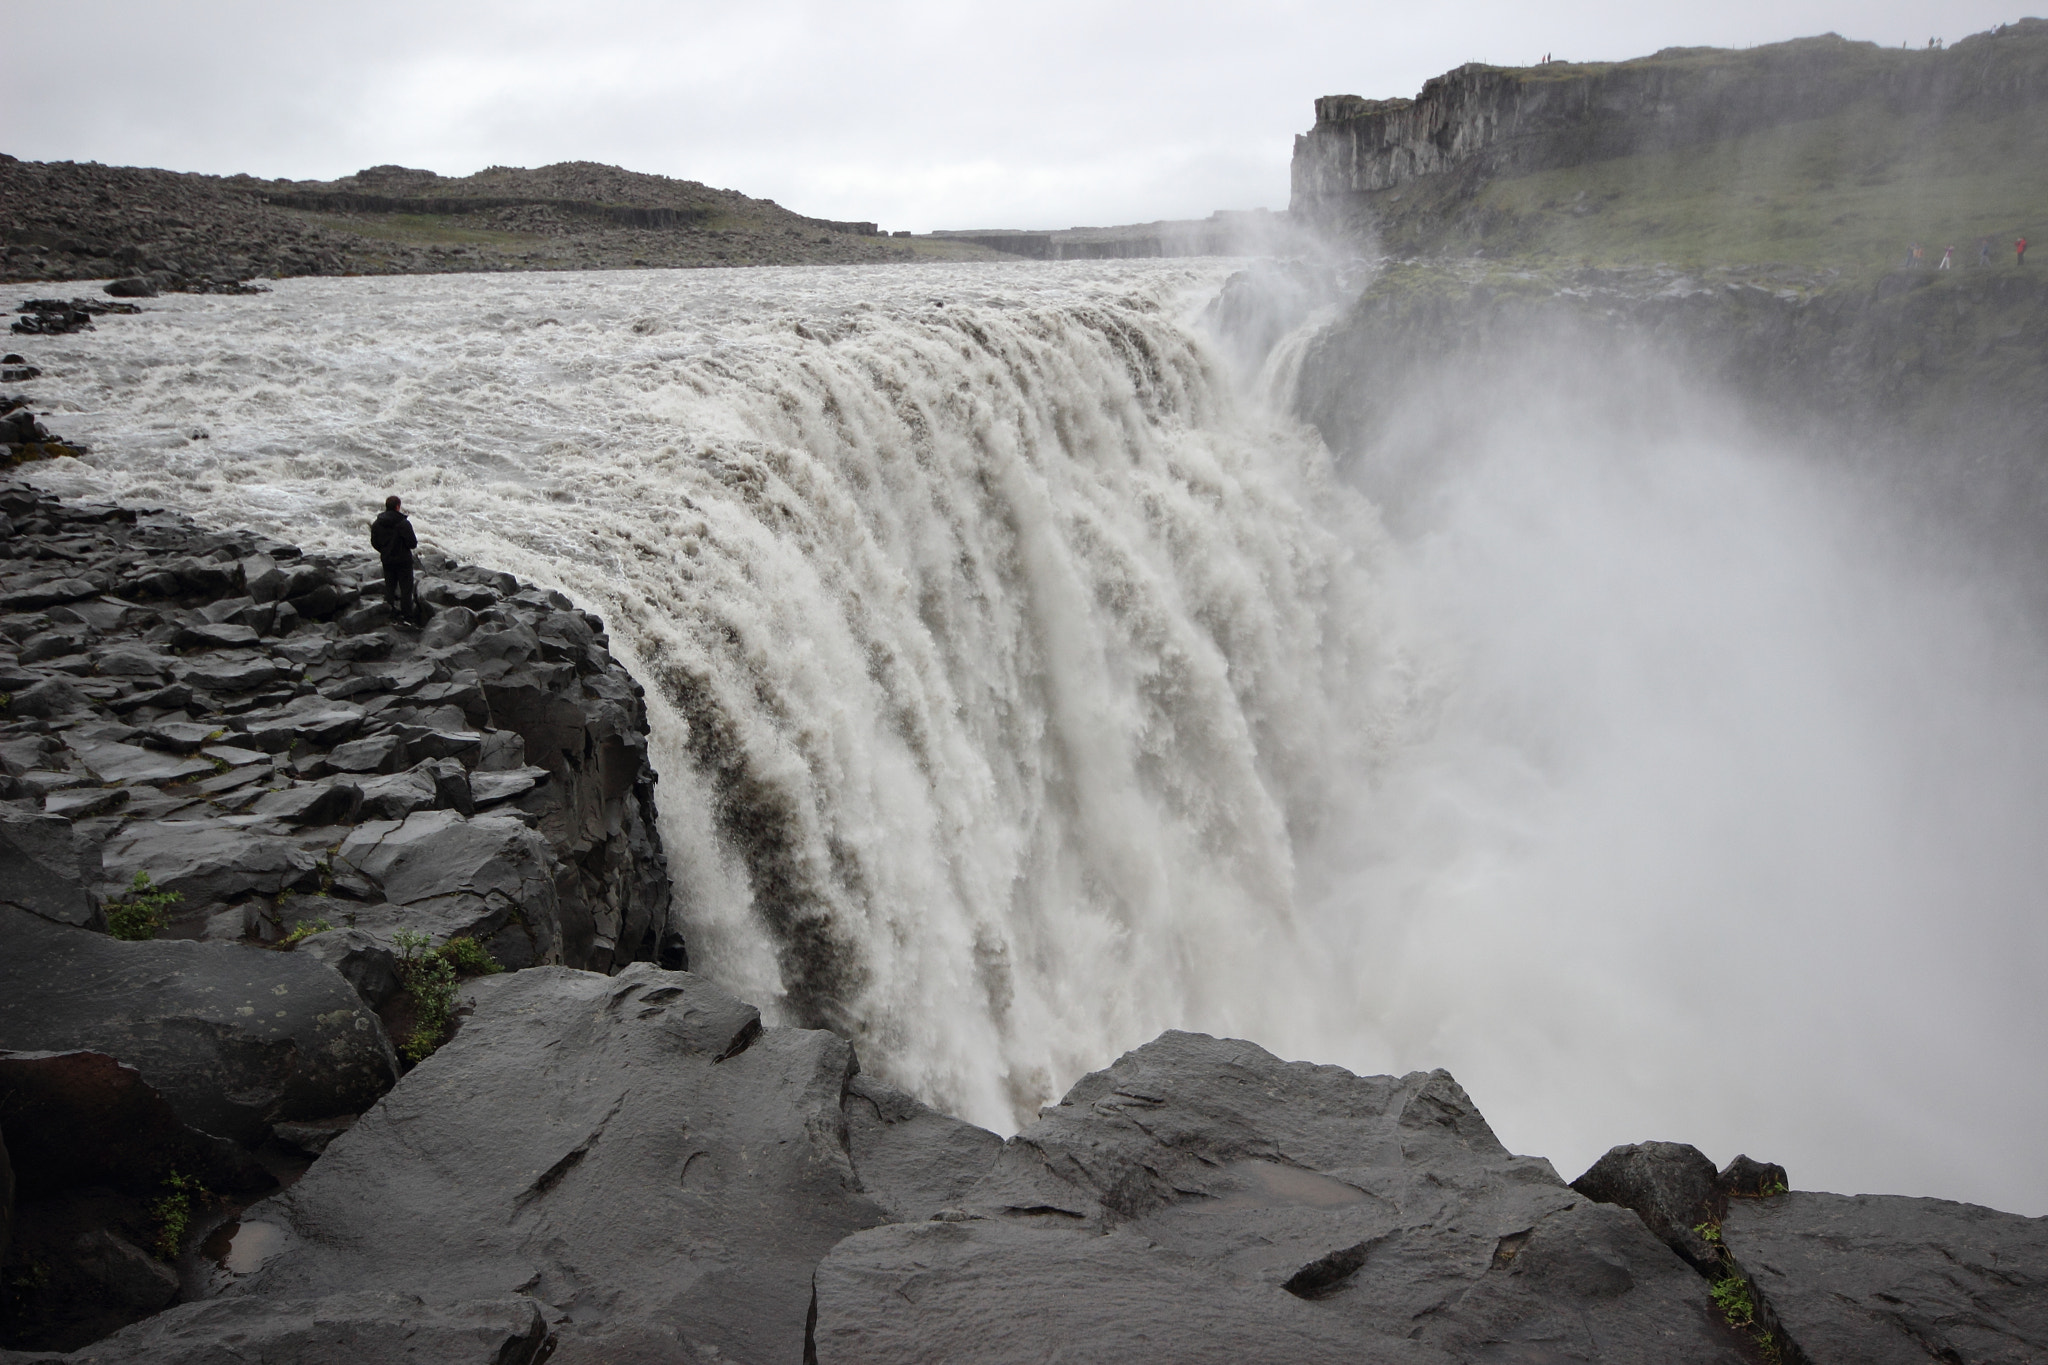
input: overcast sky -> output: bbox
[10,1,2028,231]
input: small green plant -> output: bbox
[1760,1176,1788,1196]
[394,930,458,1063]
[435,935,503,977]
[105,872,183,941]
[392,932,503,1063]
[1693,1220,1722,1243]
[279,918,335,949]
[1710,1271,1756,1328]
[150,1171,198,1260]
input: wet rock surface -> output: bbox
[0,1050,271,1351]
[5,959,2044,1363]
[0,479,673,1353]
[0,478,672,977]
[198,966,910,1363]
[814,1031,1746,1365]
[1720,1192,2048,1365]
[0,909,398,1144]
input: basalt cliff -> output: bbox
[1291,21,2048,243]
[1278,20,2048,577]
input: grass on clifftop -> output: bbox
[1393,99,2048,275]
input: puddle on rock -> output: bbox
[201,1218,289,1275]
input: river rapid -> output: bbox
[19,260,2048,1215]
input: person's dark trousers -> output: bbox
[382,556,417,621]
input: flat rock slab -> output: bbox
[813,1031,1746,1364]
[222,965,895,1363]
[1725,1191,2048,1364]
[467,765,548,806]
[98,819,319,906]
[15,1291,552,1365]
[62,737,213,787]
[336,810,562,967]
[0,813,103,927]
[0,908,397,1142]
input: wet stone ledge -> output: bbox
[0,476,677,1350]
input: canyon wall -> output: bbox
[1291,21,2048,232]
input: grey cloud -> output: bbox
[10,0,2025,231]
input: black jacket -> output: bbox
[371,508,417,563]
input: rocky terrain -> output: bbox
[0,467,677,1351]
[0,159,996,289]
[5,949,2042,1363]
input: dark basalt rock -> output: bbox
[0,909,398,1143]
[212,965,911,1364]
[1720,1191,2048,1365]
[812,1030,1746,1364]
[16,1291,553,1364]
[0,813,103,929]
[334,810,563,968]
[1571,1140,1724,1271]
[840,1072,1004,1224]
[0,1050,269,1198]
[0,1050,271,1352]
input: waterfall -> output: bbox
[28,264,1412,1131]
[28,259,2048,1212]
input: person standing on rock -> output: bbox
[371,494,420,623]
[2019,236,2030,266]
[1938,245,1953,270]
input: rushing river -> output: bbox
[19,261,2048,1215]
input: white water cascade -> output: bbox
[20,260,2048,1215]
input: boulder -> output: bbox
[335,810,563,967]
[5,677,92,719]
[231,699,364,752]
[61,736,213,787]
[214,966,898,1363]
[40,789,130,820]
[98,819,319,907]
[0,813,103,928]
[0,908,398,1142]
[418,605,476,649]
[293,925,403,1010]
[1571,1140,1723,1270]
[352,766,440,821]
[1722,1191,2048,1365]
[250,780,362,828]
[0,1050,267,1198]
[102,278,157,299]
[811,1031,1746,1364]
[321,733,403,775]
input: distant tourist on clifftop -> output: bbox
[2018,236,2030,265]
[1980,237,1995,266]
[370,494,419,622]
